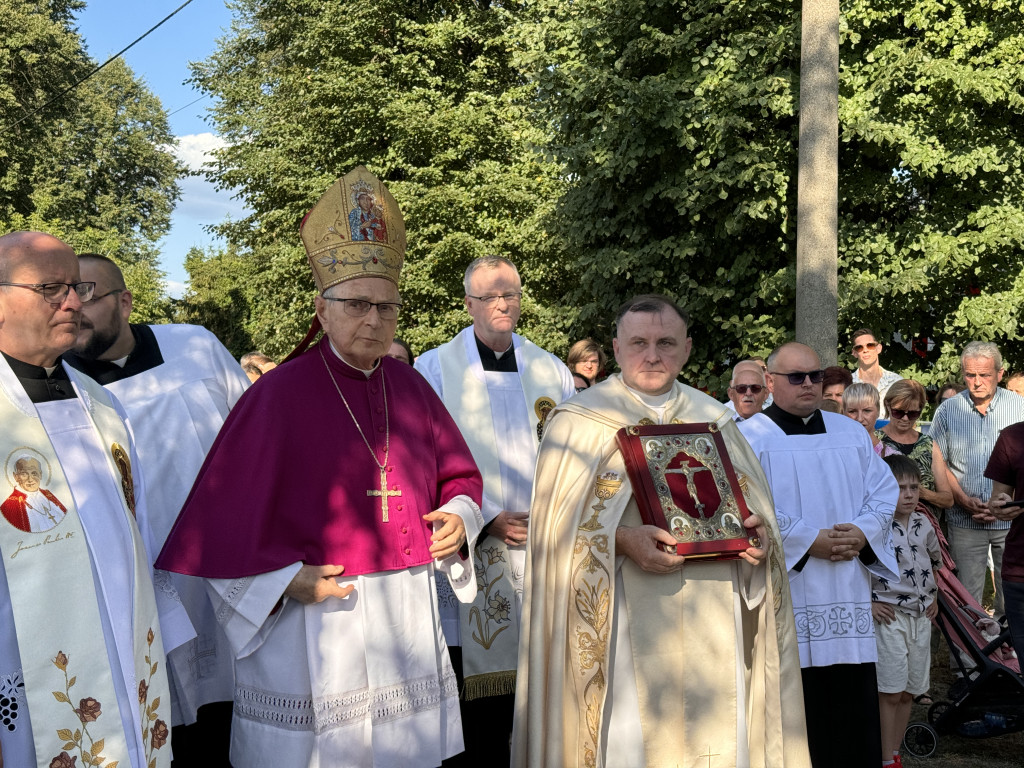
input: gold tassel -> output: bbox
[463,670,517,701]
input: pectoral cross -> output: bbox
[367,468,401,522]
[664,461,711,517]
[699,745,720,768]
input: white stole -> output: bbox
[0,359,171,768]
[438,328,564,698]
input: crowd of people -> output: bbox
[0,167,1022,768]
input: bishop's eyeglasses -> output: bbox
[321,296,403,320]
[0,281,96,304]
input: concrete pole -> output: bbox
[795,0,839,367]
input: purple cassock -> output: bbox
[155,341,483,579]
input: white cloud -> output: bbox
[165,279,188,300]
[172,132,228,172]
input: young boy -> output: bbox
[872,454,943,767]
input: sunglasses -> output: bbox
[769,369,826,385]
[890,408,922,420]
[852,341,880,353]
[731,384,765,395]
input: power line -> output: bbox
[1,0,197,135]
[167,94,209,117]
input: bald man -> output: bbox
[726,360,769,421]
[739,342,900,768]
[0,231,185,767]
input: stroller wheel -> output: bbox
[903,721,939,758]
[928,701,951,725]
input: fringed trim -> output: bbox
[463,670,516,701]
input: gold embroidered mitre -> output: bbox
[299,166,406,291]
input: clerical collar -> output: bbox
[63,324,164,384]
[623,382,675,422]
[2,351,76,403]
[763,403,826,435]
[329,340,378,378]
[474,333,517,373]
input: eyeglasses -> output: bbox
[889,408,922,420]
[83,288,123,305]
[467,292,522,306]
[321,296,402,319]
[730,384,765,395]
[852,341,880,353]
[769,369,826,385]
[0,281,95,304]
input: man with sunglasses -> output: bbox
[850,328,902,417]
[64,253,250,762]
[0,231,189,767]
[726,359,769,421]
[415,255,574,767]
[740,342,900,768]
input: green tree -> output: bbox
[190,0,569,359]
[0,0,181,319]
[519,0,1024,390]
[517,0,801,390]
[174,245,255,357]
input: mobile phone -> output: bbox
[999,498,1024,509]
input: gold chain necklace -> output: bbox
[320,343,402,521]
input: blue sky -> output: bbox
[75,0,248,297]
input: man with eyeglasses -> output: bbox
[850,328,902,417]
[740,342,899,768]
[157,169,486,768]
[415,255,574,767]
[0,231,189,768]
[726,359,769,421]
[63,253,249,762]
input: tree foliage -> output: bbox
[189,0,569,359]
[173,245,255,356]
[518,0,1024,390]
[0,0,182,320]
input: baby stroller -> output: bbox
[902,519,1024,758]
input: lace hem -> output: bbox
[215,575,254,624]
[234,669,458,733]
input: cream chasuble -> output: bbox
[419,327,574,698]
[0,358,172,768]
[512,375,810,768]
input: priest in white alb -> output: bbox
[64,253,251,756]
[739,342,899,768]
[513,295,810,768]
[0,231,181,768]
[415,255,574,765]
[156,167,485,768]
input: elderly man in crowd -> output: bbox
[726,359,769,421]
[930,341,1024,618]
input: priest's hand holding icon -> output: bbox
[738,513,768,566]
[425,509,467,559]
[490,510,529,546]
[285,564,355,604]
[615,524,687,573]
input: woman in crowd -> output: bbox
[935,382,961,407]
[566,338,607,392]
[387,337,414,365]
[822,365,853,405]
[878,379,954,513]
[842,383,898,457]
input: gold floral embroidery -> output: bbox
[468,546,513,650]
[570,471,621,767]
[51,650,119,767]
[139,627,168,767]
